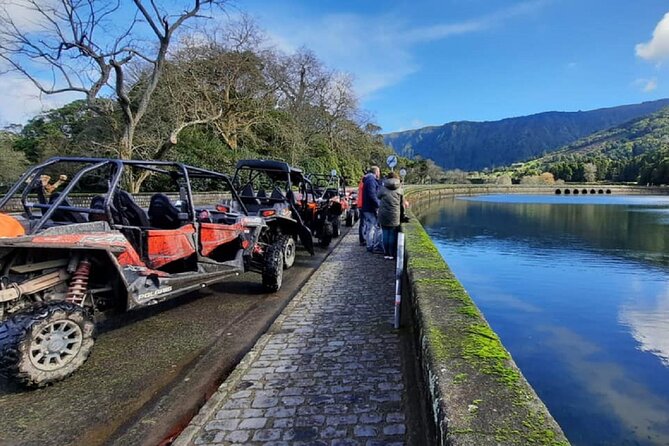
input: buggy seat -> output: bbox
[148,193,183,229]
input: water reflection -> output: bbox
[420,194,669,446]
[620,287,669,367]
[539,325,669,445]
[419,194,669,267]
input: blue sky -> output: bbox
[1,0,669,133]
[237,0,669,132]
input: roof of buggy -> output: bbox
[235,159,305,183]
[20,156,234,180]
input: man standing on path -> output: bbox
[377,171,405,260]
[361,166,382,252]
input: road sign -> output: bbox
[330,169,337,177]
[386,155,398,169]
[399,168,407,178]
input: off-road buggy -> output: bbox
[233,160,315,268]
[346,189,360,227]
[307,172,350,239]
[0,157,284,387]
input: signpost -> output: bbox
[386,155,398,171]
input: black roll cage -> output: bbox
[0,157,248,234]
[307,173,346,201]
[233,160,318,205]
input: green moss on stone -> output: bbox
[453,373,467,384]
[427,326,450,360]
[451,428,475,435]
[414,278,473,307]
[408,257,443,270]
[458,305,479,317]
[462,324,520,386]
[494,422,569,446]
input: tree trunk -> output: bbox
[119,122,139,192]
[221,132,238,151]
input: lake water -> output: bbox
[419,194,669,446]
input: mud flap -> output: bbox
[289,203,315,255]
[297,223,314,255]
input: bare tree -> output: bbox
[265,48,335,141]
[583,163,597,182]
[0,0,226,165]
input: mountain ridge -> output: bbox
[384,98,669,171]
[531,106,669,184]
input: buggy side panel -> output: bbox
[28,232,146,268]
[199,223,244,257]
[146,225,196,269]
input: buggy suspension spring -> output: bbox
[66,259,91,305]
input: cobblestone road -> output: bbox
[176,226,408,446]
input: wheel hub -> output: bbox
[30,320,83,371]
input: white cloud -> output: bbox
[403,0,549,44]
[0,0,82,126]
[619,285,669,366]
[394,118,429,132]
[633,78,659,93]
[0,0,55,33]
[0,73,82,127]
[636,12,669,61]
[258,1,550,100]
[643,78,658,92]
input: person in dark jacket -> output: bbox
[377,172,405,259]
[361,166,382,252]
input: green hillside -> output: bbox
[523,107,669,184]
[384,99,669,171]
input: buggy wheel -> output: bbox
[319,222,333,248]
[332,218,341,238]
[262,242,284,292]
[345,211,353,227]
[278,235,296,269]
[0,302,95,388]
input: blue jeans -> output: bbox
[362,211,381,251]
[358,211,366,244]
[382,226,398,257]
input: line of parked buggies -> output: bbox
[0,157,360,387]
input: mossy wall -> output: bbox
[402,185,571,445]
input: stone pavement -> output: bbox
[175,226,408,446]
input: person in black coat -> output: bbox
[377,172,405,259]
